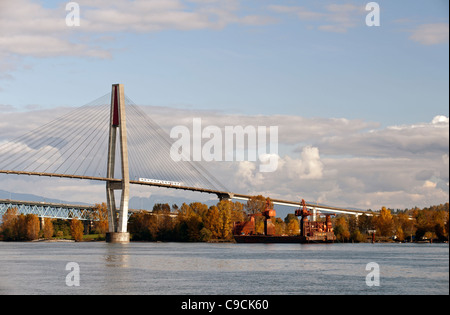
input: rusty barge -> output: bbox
[233,199,336,244]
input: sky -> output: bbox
[0,0,449,213]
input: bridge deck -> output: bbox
[0,170,371,216]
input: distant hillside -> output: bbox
[0,189,216,210]
[0,189,91,205]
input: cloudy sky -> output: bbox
[0,0,448,211]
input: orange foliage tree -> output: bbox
[70,219,84,241]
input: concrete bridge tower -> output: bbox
[105,84,130,243]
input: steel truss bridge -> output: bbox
[0,199,98,221]
[0,199,175,222]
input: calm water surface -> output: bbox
[0,242,448,295]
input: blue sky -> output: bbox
[0,0,448,126]
[0,0,448,210]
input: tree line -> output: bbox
[1,197,448,243]
[333,203,449,242]
[0,203,108,241]
[129,196,304,241]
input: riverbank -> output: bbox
[3,236,448,244]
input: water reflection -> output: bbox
[103,244,130,268]
[0,242,448,295]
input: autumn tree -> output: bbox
[203,205,221,239]
[394,212,414,242]
[1,207,19,241]
[433,209,449,241]
[153,203,170,214]
[158,214,176,241]
[186,214,203,241]
[128,212,158,241]
[414,206,449,241]
[16,214,28,240]
[70,219,84,242]
[285,214,300,235]
[245,195,271,215]
[274,218,285,235]
[43,218,54,240]
[25,214,40,241]
[334,216,350,242]
[92,203,108,235]
[374,207,395,237]
[1,210,38,241]
[230,201,245,224]
[216,200,234,240]
[190,202,208,219]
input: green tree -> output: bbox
[285,215,299,235]
[200,227,212,242]
[350,230,366,243]
[357,214,375,234]
[53,219,71,239]
[274,218,285,236]
[334,216,350,242]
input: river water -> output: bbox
[0,242,448,295]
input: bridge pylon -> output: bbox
[105,84,130,243]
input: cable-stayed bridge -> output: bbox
[0,84,370,242]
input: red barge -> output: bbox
[233,199,336,244]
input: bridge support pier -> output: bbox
[106,84,130,243]
[106,232,130,243]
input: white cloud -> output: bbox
[292,146,324,180]
[423,180,437,189]
[432,115,449,124]
[317,116,449,158]
[410,23,449,45]
[0,0,274,79]
[268,3,364,33]
[0,35,110,58]
[0,98,448,211]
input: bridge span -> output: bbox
[0,169,371,217]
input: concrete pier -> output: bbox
[106,232,130,243]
